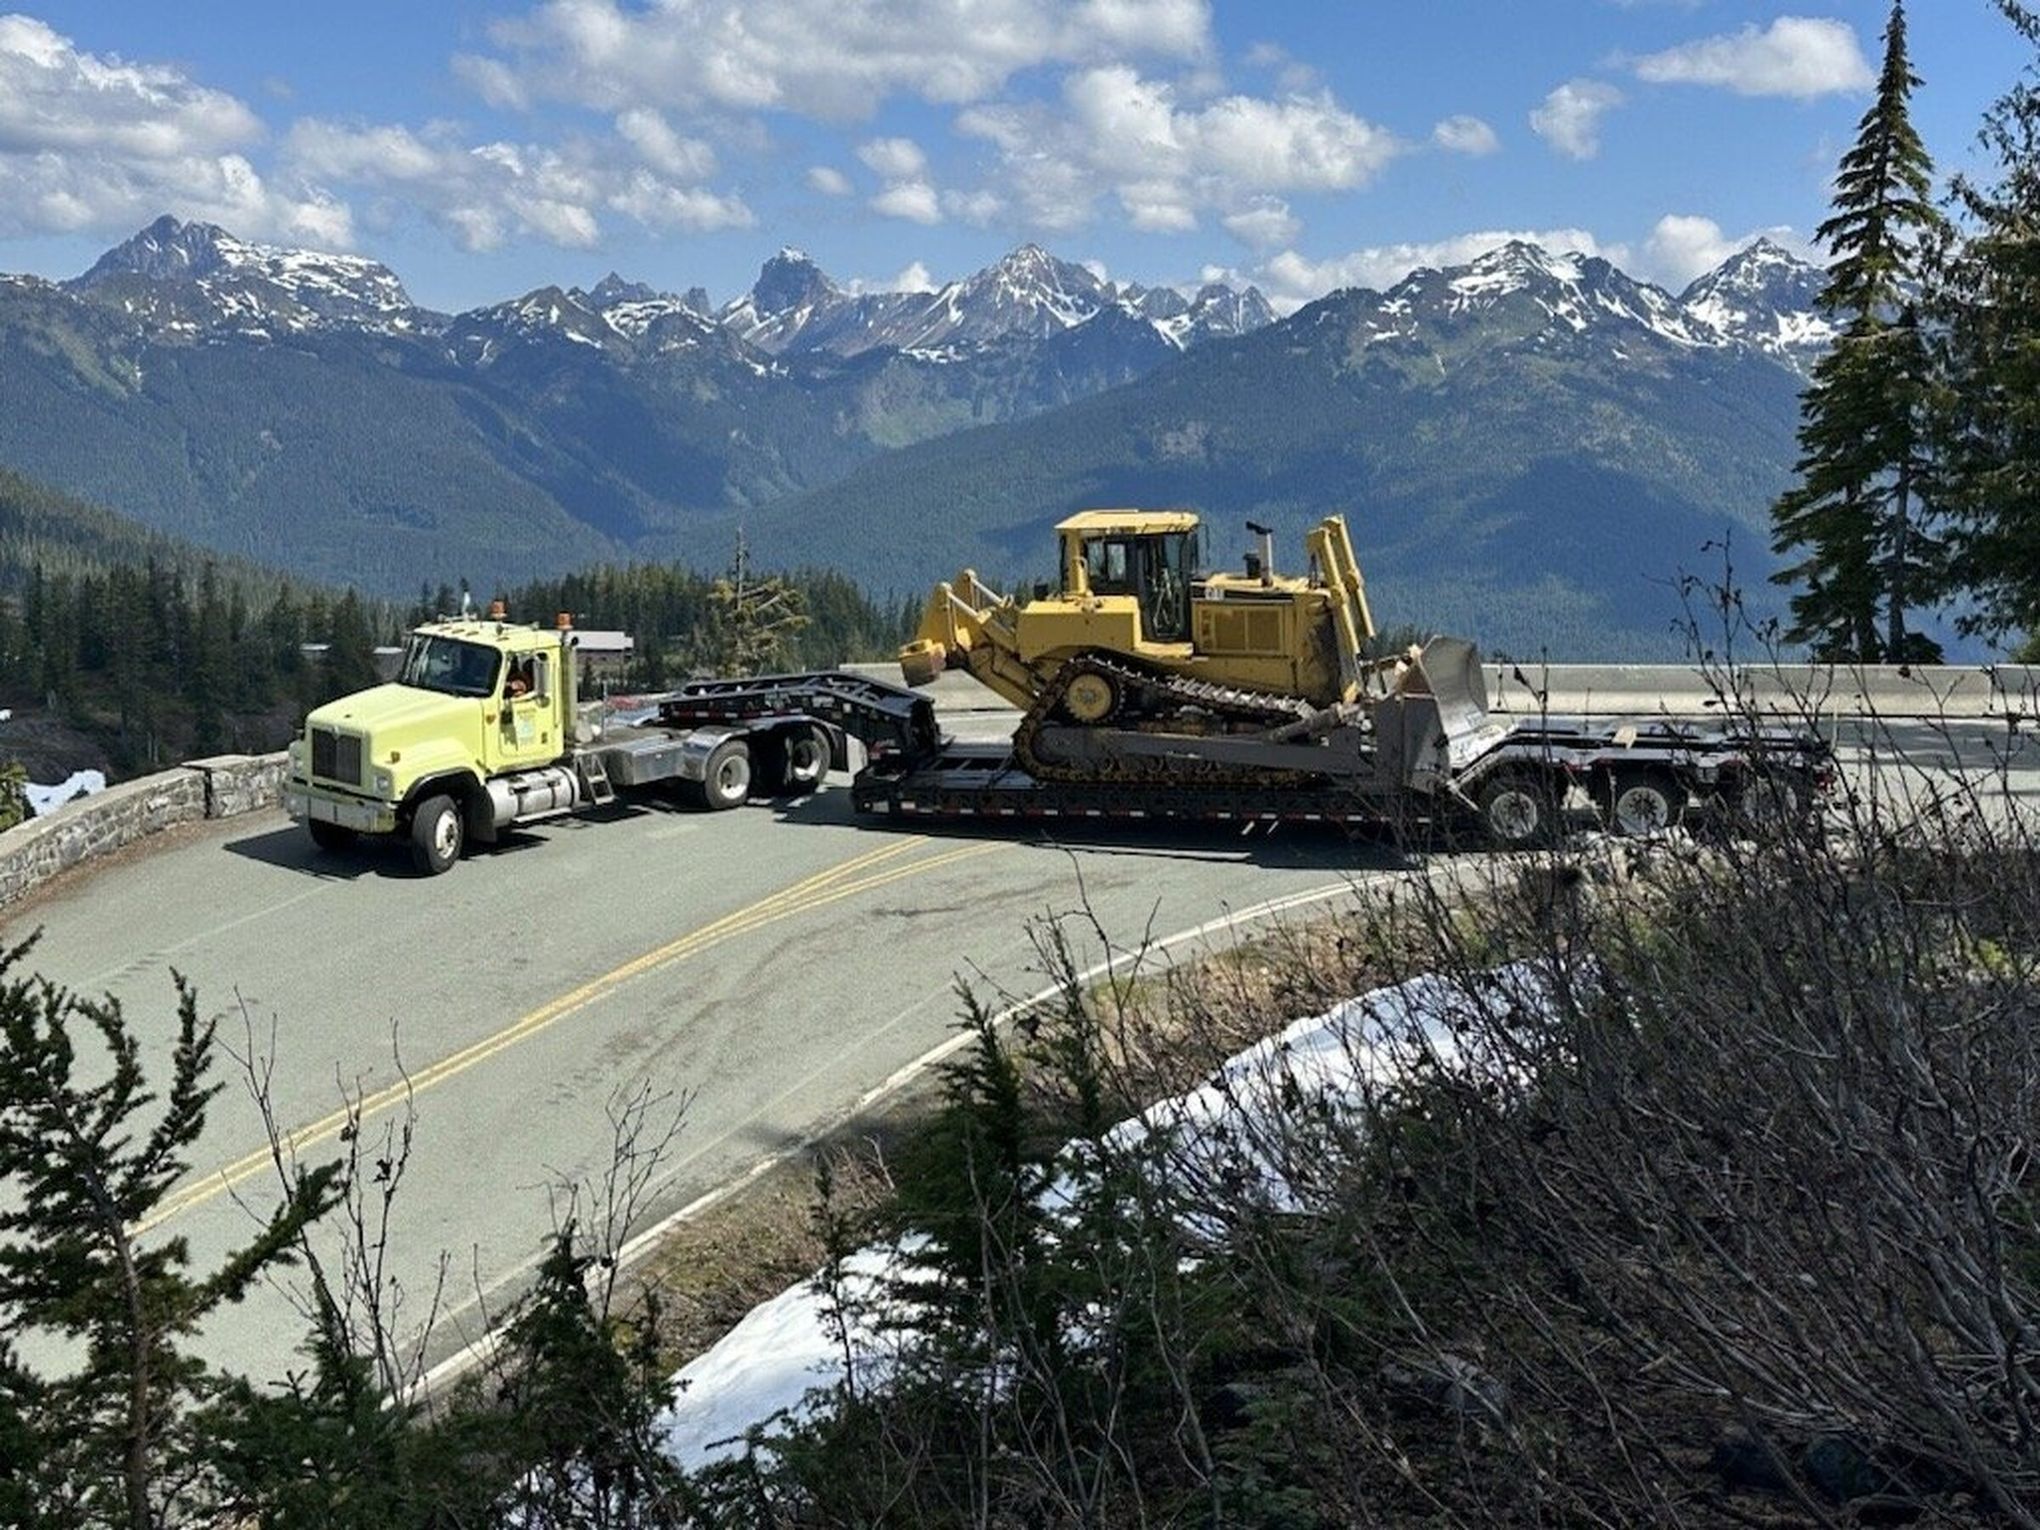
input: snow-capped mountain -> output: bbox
[443,285,621,365]
[718,244,1275,359]
[1678,239,1833,363]
[69,214,418,335]
[1326,237,1829,373]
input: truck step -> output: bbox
[577,752,618,806]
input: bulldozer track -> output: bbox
[1012,652,1329,788]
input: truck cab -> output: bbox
[285,607,589,874]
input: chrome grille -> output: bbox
[310,728,362,786]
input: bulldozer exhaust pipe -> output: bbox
[1246,520,1275,586]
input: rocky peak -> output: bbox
[747,248,839,316]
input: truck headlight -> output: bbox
[373,768,394,797]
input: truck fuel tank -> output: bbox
[485,764,582,827]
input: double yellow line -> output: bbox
[140,834,1001,1233]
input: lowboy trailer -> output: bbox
[661,654,1833,847]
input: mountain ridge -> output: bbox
[0,216,1831,653]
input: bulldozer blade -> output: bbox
[1408,636,1490,741]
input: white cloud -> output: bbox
[1640,212,1803,286]
[871,180,942,223]
[1222,198,1299,250]
[806,164,853,196]
[1243,39,1318,93]
[942,186,1004,224]
[960,66,1401,233]
[1632,17,1872,99]
[286,118,752,251]
[1260,226,1620,310]
[857,136,928,180]
[614,107,716,180]
[890,259,936,291]
[468,0,1213,121]
[1432,114,1499,156]
[1529,79,1623,160]
[0,15,344,242]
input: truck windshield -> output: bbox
[398,636,501,698]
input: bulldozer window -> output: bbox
[1141,532,1194,642]
[1083,538,1131,594]
[1078,533,1195,640]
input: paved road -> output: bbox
[8,778,1393,1383]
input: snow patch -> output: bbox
[657,967,1506,1473]
[27,770,104,816]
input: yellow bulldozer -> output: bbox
[899,509,1485,787]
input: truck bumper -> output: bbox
[285,783,398,835]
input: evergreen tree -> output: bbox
[322,590,381,697]
[189,565,234,755]
[1937,1,2040,646]
[700,530,810,677]
[0,940,341,1527]
[1771,0,1949,662]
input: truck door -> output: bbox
[486,652,559,774]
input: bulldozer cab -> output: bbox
[1060,511,1200,644]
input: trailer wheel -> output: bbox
[308,820,357,853]
[779,724,829,794]
[1723,769,1812,837]
[409,794,464,875]
[1477,770,1561,849]
[1600,768,1685,837]
[693,739,752,811]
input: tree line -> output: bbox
[1773,0,2040,661]
[0,534,914,789]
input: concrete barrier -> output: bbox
[1486,664,2040,721]
[0,751,287,909]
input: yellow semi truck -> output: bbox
[283,604,839,875]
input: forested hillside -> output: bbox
[739,274,1807,658]
[0,471,906,781]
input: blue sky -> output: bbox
[0,1,2016,312]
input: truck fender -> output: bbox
[402,770,495,845]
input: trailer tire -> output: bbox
[1600,768,1684,838]
[779,724,829,795]
[692,739,752,811]
[308,820,357,853]
[1477,769,1561,849]
[409,794,464,875]
[1723,769,1812,837]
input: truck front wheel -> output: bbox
[308,820,357,853]
[409,794,465,875]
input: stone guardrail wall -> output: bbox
[0,752,288,910]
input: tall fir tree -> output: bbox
[1937,1,2040,648]
[1770,0,1948,662]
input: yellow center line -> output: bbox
[138,835,1003,1233]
